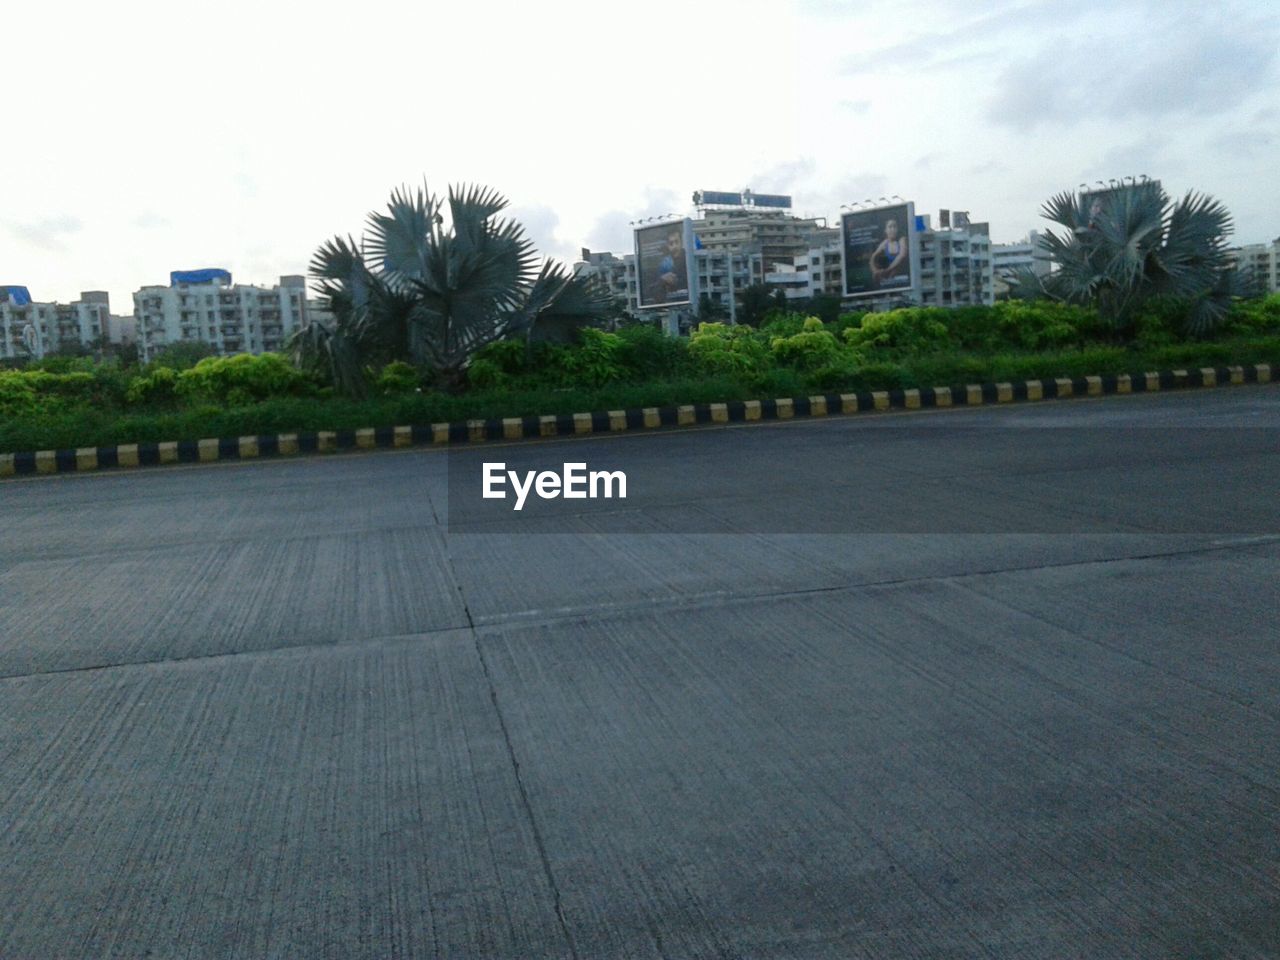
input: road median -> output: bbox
[1,363,1272,478]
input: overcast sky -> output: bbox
[5,0,1277,310]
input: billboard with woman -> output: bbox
[840,202,915,298]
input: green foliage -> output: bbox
[615,324,689,379]
[758,313,812,338]
[174,353,313,406]
[299,180,613,394]
[687,322,770,376]
[1225,293,1280,336]
[150,340,218,371]
[0,371,39,417]
[1034,182,1237,335]
[126,367,179,406]
[770,318,847,371]
[844,308,952,354]
[555,328,627,387]
[375,361,421,395]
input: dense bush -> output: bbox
[554,328,627,387]
[375,361,420,395]
[173,353,313,405]
[615,323,690,379]
[4,299,1280,454]
[770,318,848,372]
[687,323,771,376]
[126,366,179,406]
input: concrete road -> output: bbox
[2,386,1278,958]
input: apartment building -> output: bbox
[765,212,995,310]
[690,207,838,274]
[0,288,118,360]
[133,271,308,362]
[764,243,845,301]
[992,230,1054,280]
[1231,239,1280,294]
[917,215,995,308]
[577,247,764,321]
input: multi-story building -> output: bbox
[917,215,995,308]
[1230,239,1280,294]
[579,204,994,326]
[133,270,308,362]
[690,207,838,274]
[0,288,115,360]
[769,211,996,312]
[577,247,764,324]
[992,230,1054,280]
[765,243,845,302]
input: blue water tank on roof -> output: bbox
[1,285,33,306]
[170,268,232,286]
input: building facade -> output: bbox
[0,288,118,360]
[992,230,1054,280]
[133,272,308,362]
[1231,240,1280,294]
[916,216,995,308]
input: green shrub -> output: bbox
[687,322,770,376]
[770,319,846,372]
[0,371,39,417]
[126,366,179,406]
[757,313,812,339]
[844,308,952,355]
[1225,294,1280,336]
[174,353,312,405]
[473,339,530,376]
[806,360,863,391]
[748,367,807,397]
[149,341,218,371]
[466,358,508,390]
[554,328,627,387]
[844,361,912,391]
[615,324,689,379]
[375,361,420,395]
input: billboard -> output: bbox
[695,190,743,206]
[840,202,916,298]
[635,219,694,308]
[750,193,792,209]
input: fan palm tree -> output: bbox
[1024,181,1239,336]
[293,182,612,394]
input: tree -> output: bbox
[1024,181,1240,336]
[735,283,779,327]
[294,182,612,394]
[151,340,217,370]
[697,292,727,323]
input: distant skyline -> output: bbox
[5,0,1277,309]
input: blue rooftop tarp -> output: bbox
[1,285,33,306]
[170,268,232,286]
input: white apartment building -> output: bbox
[765,243,845,301]
[1231,239,1280,294]
[992,230,1054,280]
[917,216,995,308]
[767,212,995,311]
[133,272,308,362]
[577,248,763,322]
[0,288,116,360]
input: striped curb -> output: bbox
[1,363,1272,479]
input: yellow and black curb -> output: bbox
[1,363,1273,479]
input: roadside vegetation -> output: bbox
[2,179,1278,453]
[3,297,1278,453]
